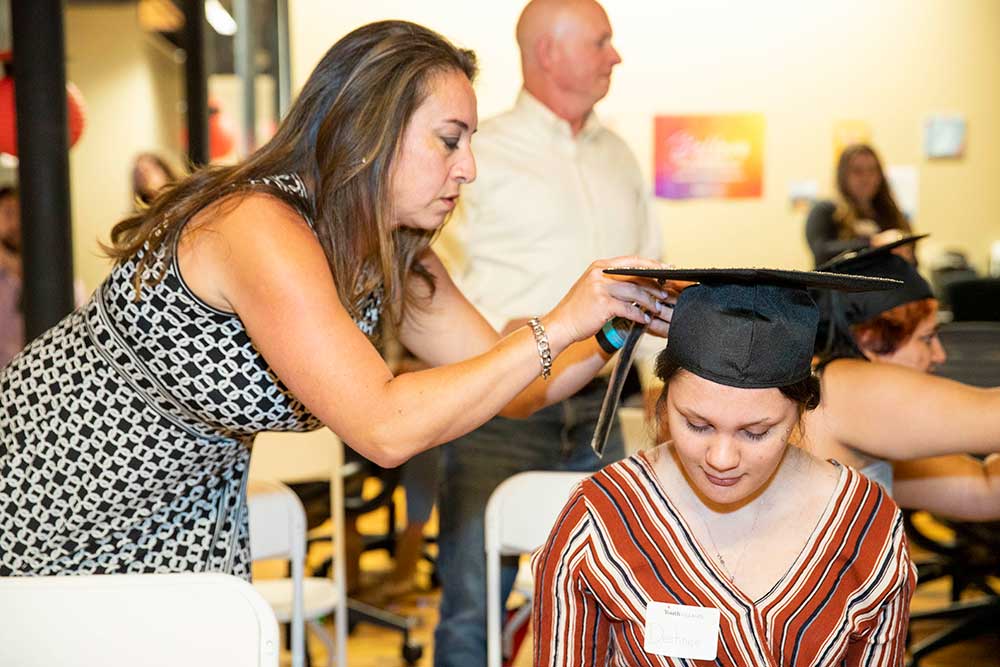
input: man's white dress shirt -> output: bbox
[438,89,661,332]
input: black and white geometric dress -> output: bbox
[0,174,381,578]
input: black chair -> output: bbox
[929,255,977,313]
[945,278,1000,322]
[934,321,1000,388]
[903,322,1000,665]
[904,515,1000,667]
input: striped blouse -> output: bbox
[532,451,915,666]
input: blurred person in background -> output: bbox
[806,143,913,267]
[0,186,22,367]
[432,1,662,664]
[132,152,179,208]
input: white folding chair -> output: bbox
[249,428,347,667]
[484,471,588,667]
[247,479,308,667]
[0,572,279,667]
[618,405,654,456]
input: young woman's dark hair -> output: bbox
[105,20,477,328]
[654,353,821,420]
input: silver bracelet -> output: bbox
[527,317,553,380]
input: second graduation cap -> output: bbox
[816,234,933,326]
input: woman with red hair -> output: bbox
[809,239,999,520]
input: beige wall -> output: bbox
[65,4,184,292]
[290,0,1000,272]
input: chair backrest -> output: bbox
[249,428,342,484]
[618,406,654,456]
[247,479,307,562]
[248,428,347,667]
[934,321,1000,388]
[0,573,279,667]
[485,471,588,667]
[246,479,307,667]
[485,471,589,557]
[945,277,1000,322]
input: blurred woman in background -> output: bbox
[0,186,22,367]
[132,152,179,207]
[805,143,913,266]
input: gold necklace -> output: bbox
[695,499,766,584]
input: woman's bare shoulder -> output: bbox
[186,190,312,239]
[177,191,327,313]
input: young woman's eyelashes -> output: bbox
[441,135,460,151]
[685,420,710,434]
[684,420,771,442]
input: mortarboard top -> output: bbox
[603,267,901,390]
[816,234,933,326]
[819,233,929,270]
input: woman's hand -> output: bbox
[541,256,671,353]
[870,228,917,262]
[870,228,905,247]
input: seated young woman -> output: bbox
[808,237,1000,521]
[533,268,915,666]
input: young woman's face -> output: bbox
[665,370,800,506]
[389,69,478,231]
[844,152,882,205]
[872,308,946,373]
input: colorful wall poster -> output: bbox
[924,114,966,159]
[788,179,819,213]
[653,114,764,200]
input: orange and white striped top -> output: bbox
[532,452,915,666]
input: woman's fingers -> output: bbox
[544,257,678,346]
[607,280,672,317]
[646,317,670,338]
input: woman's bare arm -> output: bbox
[820,359,1000,460]
[893,454,1000,521]
[180,195,666,466]
[397,250,670,417]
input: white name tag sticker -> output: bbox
[643,601,720,660]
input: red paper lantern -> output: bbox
[0,74,88,156]
[208,101,236,159]
[181,98,236,160]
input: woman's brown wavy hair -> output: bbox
[832,144,910,240]
[104,20,477,329]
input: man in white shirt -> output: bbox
[433,2,661,665]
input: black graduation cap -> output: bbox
[816,234,933,326]
[590,268,901,456]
